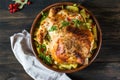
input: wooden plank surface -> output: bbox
[0,0,120,80]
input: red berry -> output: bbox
[13,3,20,9]
[15,3,20,7]
[13,4,17,8]
[27,1,32,5]
[13,8,17,13]
[9,9,13,13]
[8,3,20,13]
[8,4,13,10]
[14,6,19,10]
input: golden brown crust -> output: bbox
[51,29,93,64]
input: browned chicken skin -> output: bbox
[36,7,94,65]
[52,27,94,64]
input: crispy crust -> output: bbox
[51,29,94,64]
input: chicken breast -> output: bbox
[51,27,94,64]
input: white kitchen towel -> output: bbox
[10,30,71,80]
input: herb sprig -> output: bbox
[49,26,57,32]
[72,19,81,28]
[38,44,52,65]
[60,21,70,29]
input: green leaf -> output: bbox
[38,53,52,65]
[62,21,70,26]
[40,12,48,21]
[36,44,46,53]
[12,0,28,9]
[38,52,46,61]
[72,19,81,28]
[45,55,52,64]
[60,21,69,29]
[39,44,46,53]
[49,26,57,32]
[41,12,48,16]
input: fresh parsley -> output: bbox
[38,44,46,53]
[60,21,70,29]
[38,53,52,65]
[45,55,52,64]
[49,26,57,32]
[72,19,81,28]
[40,12,48,22]
[38,44,52,64]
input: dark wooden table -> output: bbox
[0,0,120,80]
